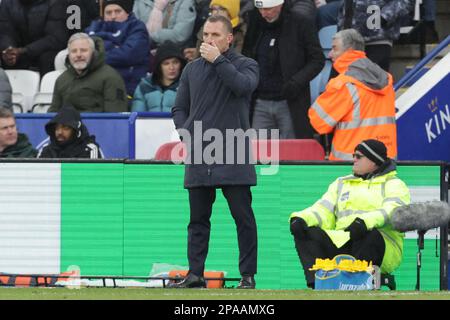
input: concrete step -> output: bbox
[392,44,450,59]
[436,0,450,40]
[390,44,448,81]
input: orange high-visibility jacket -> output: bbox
[308,50,397,161]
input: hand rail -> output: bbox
[394,35,450,91]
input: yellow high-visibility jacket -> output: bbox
[290,164,410,274]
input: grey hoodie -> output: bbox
[0,68,12,109]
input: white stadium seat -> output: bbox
[32,70,64,113]
[4,69,40,113]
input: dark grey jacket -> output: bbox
[0,68,12,109]
[338,0,414,43]
[172,49,259,188]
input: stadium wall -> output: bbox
[0,162,444,290]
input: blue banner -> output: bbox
[397,73,450,161]
[16,113,132,159]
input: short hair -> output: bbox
[206,14,233,34]
[68,32,95,51]
[0,106,15,119]
[333,29,365,52]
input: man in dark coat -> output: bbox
[0,0,69,76]
[242,0,325,138]
[171,15,259,289]
[0,107,37,158]
[38,105,102,158]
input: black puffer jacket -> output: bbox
[38,106,102,158]
[0,0,68,58]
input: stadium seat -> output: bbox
[4,69,40,113]
[252,139,325,161]
[310,25,337,102]
[154,139,325,162]
[54,48,68,71]
[31,70,64,113]
[154,141,185,161]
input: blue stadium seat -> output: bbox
[310,25,337,102]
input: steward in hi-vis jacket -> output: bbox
[308,29,397,161]
[289,139,410,288]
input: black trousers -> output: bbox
[187,186,258,277]
[293,227,385,286]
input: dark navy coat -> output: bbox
[85,13,150,96]
[172,49,259,188]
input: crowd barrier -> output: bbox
[0,160,447,290]
[15,112,178,159]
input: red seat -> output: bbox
[252,139,325,161]
[154,141,186,161]
[154,139,325,162]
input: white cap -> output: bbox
[254,0,284,8]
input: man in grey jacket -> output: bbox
[0,67,12,109]
[171,15,259,289]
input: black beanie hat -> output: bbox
[104,0,134,13]
[354,139,388,166]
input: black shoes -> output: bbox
[237,275,256,289]
[167,272,206,288]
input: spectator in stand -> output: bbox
[315,0,341,29]
[0,67,12,110]
[85,0,150,97]
[134,0,197,47]
[242,0,324,139]
[184,0,246,62]
[132,41,186,112]
[308,29,397,161]
[49,33,128,113]
[0,107,37,158]
[338,0,414,71]
[0,0,69,77]
[38,105,102,158]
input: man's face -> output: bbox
[203,21,233,54]
[68,38,94,73]
[0,117,18,151]
[329,37,347,62]
[55,124,75,144]
[104,4,129,22]
[352,151,378,176]
[258,4,283,23]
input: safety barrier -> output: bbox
[0,159,447,290]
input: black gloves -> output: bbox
[281,80,299,100]
[290,217,308,239]
[345,218,368,241]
